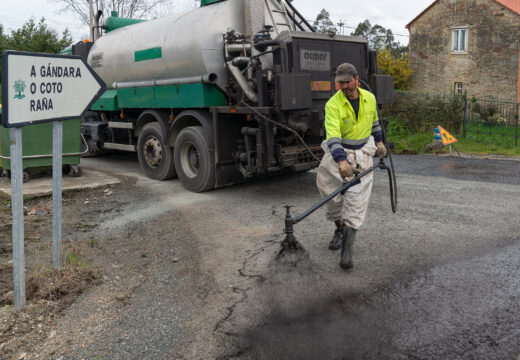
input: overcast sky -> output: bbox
[1,0,434,44]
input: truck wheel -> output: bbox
[137,122,177,180]
[174,126,215,192]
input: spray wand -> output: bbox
[277,157,393,259]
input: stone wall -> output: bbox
[408,0,520,102]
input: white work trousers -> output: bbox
[316,137,377,230]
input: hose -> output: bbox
[240,101,322,163]
[242,89,397,214]
[359,79,398,213]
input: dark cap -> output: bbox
[335,63,358,82]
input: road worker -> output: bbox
[316,63,386,269]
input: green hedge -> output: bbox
[381,91,465,135]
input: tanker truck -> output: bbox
[72,0,394,192]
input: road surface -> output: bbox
[34,153,520,359]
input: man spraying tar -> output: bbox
[316,63,387,269]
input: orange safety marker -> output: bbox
[310,81,331,91]
[437,125,457,145]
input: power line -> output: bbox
[303,18,410,38]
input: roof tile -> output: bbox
[494,0,520,15]
[407,0,520,29]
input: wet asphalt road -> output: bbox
[392,154,520,185]
[76,153,520,359]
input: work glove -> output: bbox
[338,161,353,178]
[376,142,387,158]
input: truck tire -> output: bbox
[174,126,215,192]
[137,122,177,180]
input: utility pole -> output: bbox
[89,0,94,41]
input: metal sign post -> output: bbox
[10,127,25,310]
[1,50,105,310]
[52,120,63,268]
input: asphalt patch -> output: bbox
[224,241,520,359]
[227,254,395,360]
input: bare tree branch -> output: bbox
[50,0,188,25]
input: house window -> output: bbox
[454,82,463,94]
[452,28,468,53]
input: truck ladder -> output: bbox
[264,0,294,36]
[282,0,315,32]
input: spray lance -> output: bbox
[239,80,397,258]
[278,79,398,259]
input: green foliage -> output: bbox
[65,250,90,271]
[8,18,72,53]
[377,48,412,90]
[0,24,8,50]
[382,91,465,134]
[314,9,337,36]
[351,19,407,57]
[470,102,509,126]
[388,131,432,154]
[0,18,72,78]
[66,251,79,266]
[386,117,411,137]
[389,130,520,157]
[383,92,520,155]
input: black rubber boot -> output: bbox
[339,226,357,269]
[328,220,344,250]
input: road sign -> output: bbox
[1,51,106,128]
[1,50,105,310]
[438,125,457,145]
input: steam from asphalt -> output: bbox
[226,240,520,359]
[231,253,397,360]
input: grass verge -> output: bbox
[389,132,520,157]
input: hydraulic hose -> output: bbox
[240,101,321,163]
[359,79,398,213]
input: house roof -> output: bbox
[495,0,520,15]
[406,0,520,29]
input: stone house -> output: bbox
[406,0,520,102]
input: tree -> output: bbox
[0,24,7,50]
[377,48,412,90]
[351,19,395,49]
[351,19,407,57]
[52,0,179,26]
[13,80,27,99]
[8,18,72,54]
[0,25,6,81]
[313,9,337,36]
[0,18,72,78]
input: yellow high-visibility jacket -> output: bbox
[324,87,382,162]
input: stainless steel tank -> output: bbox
[87,0,247,90]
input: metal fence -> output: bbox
[464,98,520,147]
